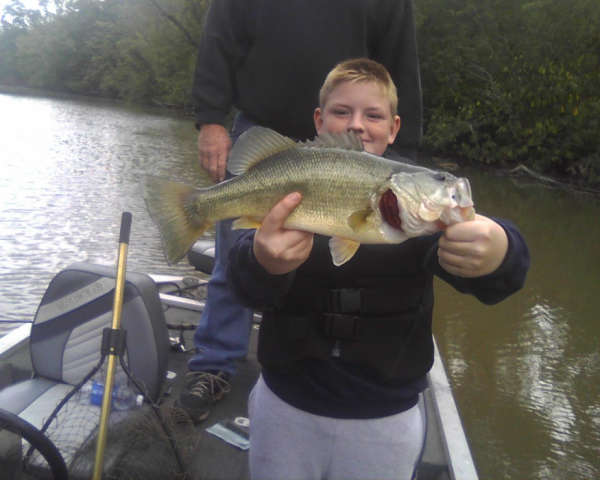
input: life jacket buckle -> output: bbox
[321,314,359,340]
[326,289,365,313]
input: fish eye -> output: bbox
[433,173,446,182]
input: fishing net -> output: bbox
[1,359,198,480]
[0,429,22,480]
[67,405,197,480]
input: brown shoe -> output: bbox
[173,371,230,424]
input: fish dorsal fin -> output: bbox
[300,130,364,152]
[329,237,361,266]
[228,127,297,175]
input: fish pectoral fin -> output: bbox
[348,208,373,232]
[329,237,361,266]
[232,216,262,230]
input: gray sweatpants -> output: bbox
[248,375,425,480]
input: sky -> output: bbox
[1,0,46,16]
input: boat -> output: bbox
[0,239,479,480]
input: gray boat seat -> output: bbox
[187,239,215,274]
[0,262,170,470]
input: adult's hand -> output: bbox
[198,124,231,183]
[253,193,314,275]
[438,214,508,278]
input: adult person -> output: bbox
[175,0,423,424]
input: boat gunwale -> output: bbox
[428,338,479,480]
[0,323,31,359]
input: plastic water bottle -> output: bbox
[113,384,137,410]
[77,380,94,404]
[77,380,140,410]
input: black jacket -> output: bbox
[192,0,423,159]
[228,221,530,419]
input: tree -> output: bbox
[416,0,600,183]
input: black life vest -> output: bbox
[257,236,438,383]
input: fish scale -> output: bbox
[216,148,393,237]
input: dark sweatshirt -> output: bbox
[228,222,530,419]
[192,0,423,159]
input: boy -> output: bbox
[227,59,530,479]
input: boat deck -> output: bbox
[0,275,476,480]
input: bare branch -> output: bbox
[146,0,198,49]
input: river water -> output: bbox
[0,91,598,479]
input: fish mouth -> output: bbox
[379,189,403,230]
[439,205,476,227]
[454,178,474,209]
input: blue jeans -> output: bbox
[188,113,256,377]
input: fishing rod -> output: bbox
[92,211,132,480]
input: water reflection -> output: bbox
[0,92,209,330]
[514,301,581,476]
[520,302,575,439]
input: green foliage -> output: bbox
[0,0,207,109]
[416,0,600,184]
[0,21,25,85]
[2,0,598,183]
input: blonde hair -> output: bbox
[319,58,398,116]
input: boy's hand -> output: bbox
[253,193,314,275]
[438,214,508,278]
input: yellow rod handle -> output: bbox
[92,353,119,480]
[92,212,132,480]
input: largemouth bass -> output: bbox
[142,127,475,266]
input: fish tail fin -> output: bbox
[142,175,209,265]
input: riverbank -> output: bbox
[425,154,600,198]
[0,84,194,118]
[0,84,118,104]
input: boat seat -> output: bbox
[187,239,216,274]
[0,262,170,471]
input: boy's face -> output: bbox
[314,81,401,156]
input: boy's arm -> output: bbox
[227,194,314,309]
[424,217,530,305]
[227,230,295,310]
